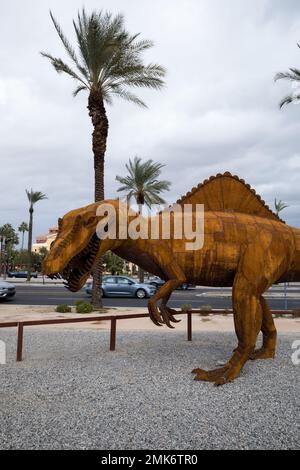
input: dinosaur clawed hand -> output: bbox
[192,364,241,386]
[148,300,181,328]
[159,305,181,328]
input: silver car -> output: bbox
[0,281,16,299]
[85,276,156,299]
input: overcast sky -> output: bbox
[1,0,300,242]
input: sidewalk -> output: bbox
[0,276,65,285]
[0,304,299,332]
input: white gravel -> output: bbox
[0,329,299,450]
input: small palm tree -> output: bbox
[26,190,47,281]
[274,198,289,216]
[116,156,171,210]
[116,156,171,282]
[18,222,29,251]
[275,44,300,107]
[41,9,166,307]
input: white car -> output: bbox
[0,281,16,299]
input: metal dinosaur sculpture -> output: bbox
[43,172,300,385]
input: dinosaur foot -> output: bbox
[250,348,275,360]
[192,364,240,386]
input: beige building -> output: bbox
[32,227,58,253]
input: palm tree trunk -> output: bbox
[21,232,24,251]
[88,88,109,309]
[138,203,144,283]
[27,208,33,282]
[0,237,3,277]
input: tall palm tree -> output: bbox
[275,44,300,107]
[116,156,171,282]
[18,222,29,251]
[274,198,289,217]
[41,9,166,307]
[26,190,47,281]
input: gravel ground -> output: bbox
[0,328,299,450]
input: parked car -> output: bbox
[7,271,38,279]
[146,276,195,290]
[177,283,196,290]
[85,275,156,299]
[0,281,16,299]
[146,276,165,289]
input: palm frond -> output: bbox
[274,198,289,214]
[289,68,300,79]
[116,157,170,208]
[73,85,88,96]
[18,222,29,232]
[26,189,48,206]
[279,94,296,108]
[40,52,89,87]
[43,8,166,105]
[49,10,90,83]
[109,88,147,107]
[275,70,300,82]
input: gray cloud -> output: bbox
[1,0,300,241]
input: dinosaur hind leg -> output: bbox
[192,233,289,385]
[193,273,263,385]
[250,296,277,360]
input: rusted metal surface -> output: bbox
[110,317,117,351]
[16,323,23,362]
[0,321,18,328]
[42,172,300,384]
[187,312,192,342]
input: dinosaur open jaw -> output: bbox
[48,233,100,292]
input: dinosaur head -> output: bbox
[43,200,121,291]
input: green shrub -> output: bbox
[75,301,93,314]
[201,304,212,311]
[74,299,85,307]
[199,304,212,316]
[181,303,192,312]
[56,304,72,313]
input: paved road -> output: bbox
[1,284,299,310]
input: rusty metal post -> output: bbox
[110,317,117,351]
[17,322,24,362]
[187,311,192,342]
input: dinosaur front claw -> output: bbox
[165,307,181,323]
[148,300,181,328]
[148,300,163,326]
[158,306,181,328]
[159,306,175,328]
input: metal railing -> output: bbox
[0,309,295,362]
